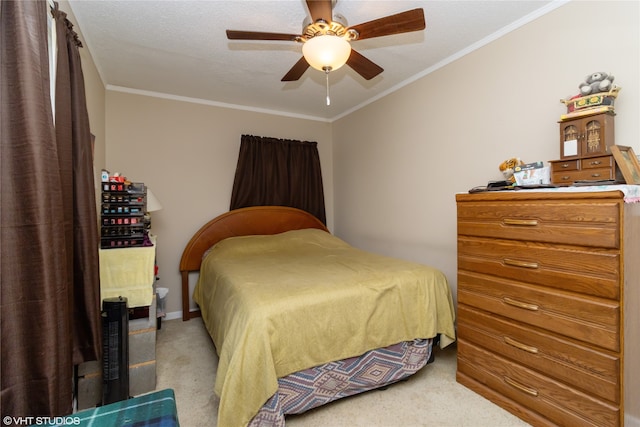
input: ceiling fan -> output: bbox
[226,0,426,82]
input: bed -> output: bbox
[179,206,456,427]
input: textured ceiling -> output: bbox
[68,0,564,121]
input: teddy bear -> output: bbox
[579,72,614,96]
[499,158,524,183]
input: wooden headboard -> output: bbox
[179,206,329,320]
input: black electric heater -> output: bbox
[102,296,129,404]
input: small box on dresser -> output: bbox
[455,189,640,426]
[551,111,622,186]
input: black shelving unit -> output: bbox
[100,181,147,249]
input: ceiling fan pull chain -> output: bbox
[324,67,331,106]
[326,71,330,106]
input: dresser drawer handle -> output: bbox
[589,160,602,166]
[504,258,539,269]
[504,376,539,397]
[504,336,539,354]
[502,218,538,226]
[503,297,539,311]
[591,173,602,178]
[561,163,570,168]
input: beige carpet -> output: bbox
[156,317,531,427]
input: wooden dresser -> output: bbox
[456,190,640,426]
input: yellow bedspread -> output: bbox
[193,229,456,427]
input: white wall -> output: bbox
[332,0,639,306]
[103,0,640,317]
[97,0,639,321]
[104,91,334,315]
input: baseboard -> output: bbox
[164,311,182,321]
[164,309,201,321]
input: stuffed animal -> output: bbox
[499,158,524,183]
[579,72,615,96]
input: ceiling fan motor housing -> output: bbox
[301,14,358,42]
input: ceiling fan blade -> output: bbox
[348,8,426,40]
[306,0,333,23]
[281,57,310,81]
[226,30,300,42]
[347,50,383,80]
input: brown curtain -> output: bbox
[53,3,101,366]
[230,134,326,224]
[1,0,101,418]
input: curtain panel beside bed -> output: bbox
[1,1,101,418]
[230,134,326,224]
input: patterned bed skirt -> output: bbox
[249,338,434,426]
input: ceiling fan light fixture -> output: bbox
[302,35,351,72]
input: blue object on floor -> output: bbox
[45,389,179,426]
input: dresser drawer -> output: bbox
[550,159,579,172]
[582,155,614,169]
[457,340,620,427]
[458,236,620,299]
[550,155,613,173]
[457,200,620,248]
[458,305,620,403]
[552,167,615,185]
[458,270,619,351]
